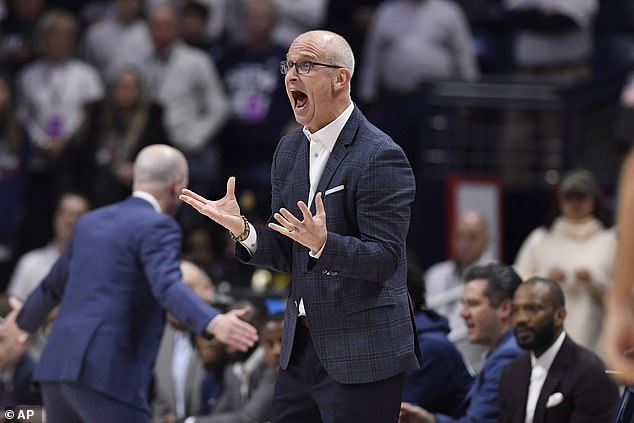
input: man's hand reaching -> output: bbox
[207,307,259,352]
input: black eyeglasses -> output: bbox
[279,60,343,75]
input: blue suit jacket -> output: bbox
[16,197,218,411]
[437,330,523,423]
[237,105,421,384]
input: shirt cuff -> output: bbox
[206,315,220,336]
[184,417,197,423]
[238,223,257,255]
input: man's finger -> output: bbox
[297,201,314,222]
[226,177,236,198]
[272,212,294,231]
[279,208,302,227]
[179,194,204,211]
[180,188,209,204]
[314,192,325,217]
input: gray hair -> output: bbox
[323,31,355,76]
[133,144,187,188]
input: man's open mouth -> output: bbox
[291,90,308,109]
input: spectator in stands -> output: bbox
[193,334,228,416]
[324,0,382,98]
[499,277,619,423]
[183,225,255,289]
[145,5,230,198]
[399,262,523,423]
[0,74,29,284]
[183,312,283,423]
[403,261,473,416]
[425,210,491,371]
[154,260,216,422]
[269,0,328,48]
[7,192,90,359]
[500,0,598,184]
[16,10,103,251]
[180,1,215,53]
[504,0,597,82]
[514,168,615,354]
[0,0,45,78]
[359,0,478,163]
[80,0,153,83]
[0,296,41,408]
[88,67,170,207]
[216,0,293,217]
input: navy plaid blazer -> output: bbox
[238,105,422,384]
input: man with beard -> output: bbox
[498,277,619,423]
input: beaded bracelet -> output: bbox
[229,215,250,242]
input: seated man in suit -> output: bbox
[498,277,619,423]
[182,312,284,423]
[403,262,473,416]
[153,260,216,422]
[400,262,524,423]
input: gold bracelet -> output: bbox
[229,215,250,242]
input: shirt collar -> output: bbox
[302,102,354,152]
[530,331,566,371]
[133,191,161,213]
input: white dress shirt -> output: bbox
[525,331,566,423]
[172,331,194,418]
[240,103,354,316]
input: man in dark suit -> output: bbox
[5,144,259,423]
[498,277,619,423]
[180,30,421,422]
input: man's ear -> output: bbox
[498,298,513,320]
[554,307,567,327]
[334,68,352,90]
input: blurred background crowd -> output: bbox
[0,0,634,421]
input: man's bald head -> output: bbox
[133,144,188,215]
[181,260,214,303]
[295,30,355,76]
[133,144,187,188]
[453,210,489,266]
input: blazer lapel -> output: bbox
[512,355,532,422]
[293,131,311,206]
[313,107,360,212]
[533,340,570,423]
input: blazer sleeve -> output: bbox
[567,361,619,422]
[16,238,74,332]
[309,144,415,282]
[141,217,218,335]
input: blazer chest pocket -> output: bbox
[344,289,397,315]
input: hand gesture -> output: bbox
[1,298,29,346]
[547,267,566,285]
[574,268,592,284]
[269,192,327,253]
[209,307,259,352]
[399,402,436,423]
[180,177,245,236]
